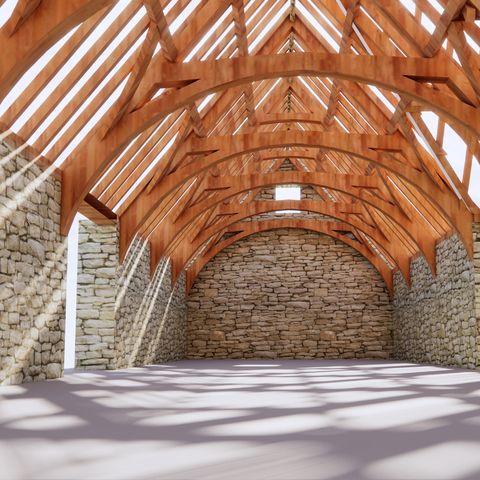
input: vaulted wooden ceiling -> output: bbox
[1,0,480,294]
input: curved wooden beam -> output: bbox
[162,200,412,288]
[146,174,437,280]
[60,52,477,240]
[0,0,121,104]
[120,131,469,266]
[184,220,394,296]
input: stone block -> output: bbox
[46,363,62,379]
[210,331,225,341]
[77,309,100,320]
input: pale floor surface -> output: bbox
[2,360,480,480]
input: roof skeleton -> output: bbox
[1,0,479,293]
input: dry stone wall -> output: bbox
[75,223,188,369]
[392,231,479,369]
[187,228,393,359]
[75,221,116,370]
[475,223,480,326]
[115,239,187,368]
[0,140,67,385]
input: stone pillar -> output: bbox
[75,221,188,370]
[75,221,116,369]
[0,140,67,386]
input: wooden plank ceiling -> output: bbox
[1,0,480,293]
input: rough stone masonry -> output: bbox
[75,221,187,369]
[393,228,480,369]
[187,228,394,359]
[0,140,67,385]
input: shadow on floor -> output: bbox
[1,359,480,480]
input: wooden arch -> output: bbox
[147,179,439,282]
[119,130,472,262]
[162,200,412,287]
[2,0,479,298]
[184,220,395,296]
[61,54,479,236]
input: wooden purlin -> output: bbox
[143,0,178,61]
[1,0,479,292]
[424,0,466,57]
[324,0,360,126]
[232,0,258,126]
[0,0,122,104]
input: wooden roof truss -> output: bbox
[1,0,480,295]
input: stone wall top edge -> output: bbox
[0,136,62,182]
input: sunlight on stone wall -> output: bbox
[74,221,187,370]
[393,230,479,369]
[0,140,67,385]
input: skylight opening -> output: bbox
[11,0,133,131]
[452,49,461,64]
[276,186,300,213]
[0,27,78,118]
[304,0,342,37]
[442,124,467,180]
[465,33,480,54]
[30,10,148,147]
[399,0,416,16]
[198,94,215,112]
[299,77,327,109]
[428,0,444,14]
[185,6,232,62]
[249,0,289,52]
[469,159,480,206]
[53,75,130,167]
[114,134,178,212]
[256,78,282,108]
[360,7,383,32]
[170,0,202,35]
[0,0,18,29]
[421,14,435,34]
[152,88,166,100]
[202,22,234,60]
[297,0,339,52]
[368,86,395,113]
[421,111,438,139]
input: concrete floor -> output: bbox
[2,360,480,480]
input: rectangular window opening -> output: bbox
[276,186,300,213]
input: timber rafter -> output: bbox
[0,0,479,296]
